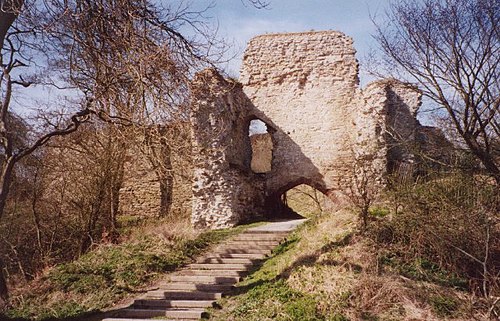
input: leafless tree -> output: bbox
[1,0,268,303]
[345,156,381,230]
[1,1,91,300]
[373,0,499,184]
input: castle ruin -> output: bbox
[120,31,438,229]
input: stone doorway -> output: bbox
[248,118,275,174]
[264,179,333,220]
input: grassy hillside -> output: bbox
[208,182,496,321]
[2,179,496,321]
[1,219,259,320]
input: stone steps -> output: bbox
[158,282,234,292]
[104,319,172,321]
[175,270,246,278]
[226,240,280,248]
[213,248,271,254]
[145,290,223,300]
[187,263,252,270]
[133,299,217,309]
[105,308,207,319]
[199,257,260,264]
[222,242,278,249]
[169,274,241,283]
[204,253,267,259]
[232,234,287,241]
[102,219,304,321]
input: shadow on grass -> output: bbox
[279,232,359,278]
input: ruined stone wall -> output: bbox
[119,142,162,218]
[173,30,432,229]
[384,80,422,171]
[357,80,421,178]
[250,133,273,173]
[190,69,265,229]
[241,31,361,196]
[119,125,193,219]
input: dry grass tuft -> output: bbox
[147,217,198,244]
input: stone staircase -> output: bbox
[103,219,305,321]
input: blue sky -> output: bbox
[13,0,393,116]
[200,0,391,83]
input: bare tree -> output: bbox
[1,1,92,300]
[373,0,499,183]
[343,155,381,230]
[1,0,269,303]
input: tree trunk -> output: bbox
[0,257,7,303]
[0,0,23,51]
[0,158,15,221]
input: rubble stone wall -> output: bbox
[121,30,431,229]
[119,125,193,219]
[190,69,265,229]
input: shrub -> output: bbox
[373,171,499,299]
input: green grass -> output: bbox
[368,206,390,218]
[4,222,260,320]
[208,217,352,321]
[429,294,459,317]
[231,279,323,321]
[379,254,468,290]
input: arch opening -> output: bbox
[265,179,335,220]
[248,118,274,174]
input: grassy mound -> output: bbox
[2,219,257,320]
[209,209,487,321]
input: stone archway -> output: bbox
[247,117,276,174]
[264,177,329,220]
[188,31,429,229]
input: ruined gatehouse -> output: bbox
[120,30,442,229]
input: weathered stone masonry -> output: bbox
[120,30,445,229]
[190,70,266,229]
[189,31,433,229]
[119,125,193,220]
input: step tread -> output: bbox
[146,290,223,300]
[188,263,253,270]
[177,270,247,276]
[112,308,207,319]
[158,282,234,292]
[109,308,166,318]
[224,240,280,244]
[214,248,271,254]
[104,319,172,321]
[170,274,241,284]
[223,243,277,249]
[134,299,216,309]
[199,257,260,264]
[207,253,267,259]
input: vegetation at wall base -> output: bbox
[1,219,257,320]
[208,184,497,321]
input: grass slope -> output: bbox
[209,209,483,321]
[2,219,260,320]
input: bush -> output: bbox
[373,171,499,298]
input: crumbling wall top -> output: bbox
[249,30,348,39]
[241,30,358,88]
